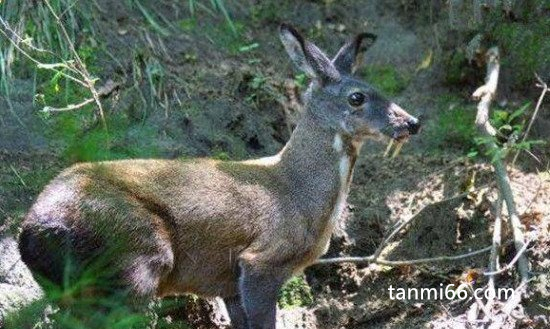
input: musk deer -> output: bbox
[19,24,420,329]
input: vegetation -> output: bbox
[361,65,409,96]
[423,95,478,152]
[278,276,314,309]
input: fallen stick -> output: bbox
[315,243,498,266]
[487,281,529,329]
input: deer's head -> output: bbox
[280,24,420,142]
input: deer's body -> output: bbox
[20,25,419,329]
[22,115,356,297]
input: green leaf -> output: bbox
[238,43,259,53]
[508,102,531,123]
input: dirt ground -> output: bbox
[0,0,549,328]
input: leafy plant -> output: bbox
[278,276,314,309]
[293,73,308,89]
[490,102,529,140]
[475,102,545,162]
[133,0,171,36]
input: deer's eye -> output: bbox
[348,92,366,107]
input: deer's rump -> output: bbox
[19,218,109,287]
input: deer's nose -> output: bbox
[406,118,421,135]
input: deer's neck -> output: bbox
[278,114,361,226]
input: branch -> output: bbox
[42,98,95,113]
[314,182,494,267]
[43,0,108,130]
[315,243,497,266]
[472,47,500,137]
[512,73,548,165]
[41,79,118,113]
[472,47,530,284]
[1,8,112,129]
[486,195,503,309]
[0,24,87,87]
[487,281,529,329]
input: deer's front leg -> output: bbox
[224,294,249,329]
[238,261,287,329]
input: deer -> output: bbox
[18,24,420,329]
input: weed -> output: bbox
[144,56,166,106]
[178,18,197,32]
[475,102,545,162]
[42,109,160,163]
[132,0,171,37]
[278,275,314,309]
[4,261,152,329]
[250,1,287,25]
[361,65,409,96]
[424,95,478,152]
[212,149,231,161]
[293,73,308,89]
[188,0,236,35]
[204,21,249,55]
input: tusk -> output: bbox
[383,139,394,157]
[391,141,403,158]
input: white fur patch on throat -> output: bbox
[332,134,352,185]
[318,134,354,255]
[331,134,352,222]
[332,133,344,153]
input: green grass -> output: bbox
[424,95,478,153]
[4,274,151,329]
[188,0,236,35]
[250,1,289,26]
[278,275,314,309]
[202,21,250,55]
[361,65,409,96]
[45,111,161,163]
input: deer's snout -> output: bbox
[387,103,420,140]
[406,117,421,135]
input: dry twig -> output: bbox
[486,195,503,311]
[511,73,548,165]
[0,3,110,129]
[483,240,530,276]
[43,0,107,130]
[315,243,498,266]
[41,79,119,113]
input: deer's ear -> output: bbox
[332,33,377,75]
[279,23,340,84]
